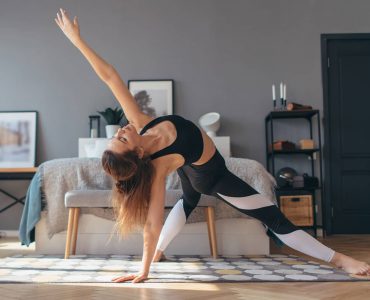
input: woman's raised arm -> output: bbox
[55,8,151,127]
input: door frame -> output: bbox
[321,33,370,235]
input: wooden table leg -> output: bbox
[71,207,80,255]
[64,208,75,259]
[205,206,218,259]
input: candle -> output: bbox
[272,84,276,100]
[284,84,287,99]
[90,128,98,138]
[280,82,283,99]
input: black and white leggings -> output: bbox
[156,150,335,262]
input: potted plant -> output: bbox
[97,107,126,138]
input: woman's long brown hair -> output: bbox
[101,149,154,239]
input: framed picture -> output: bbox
[0,111,38,168]
[128,80,174,117]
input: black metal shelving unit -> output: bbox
[264,109,324,237]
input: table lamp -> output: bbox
[199,112,221,137]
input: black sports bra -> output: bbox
[139,115,204,165]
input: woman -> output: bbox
[55,8,370,283]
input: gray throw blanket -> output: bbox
[40,157,277,239]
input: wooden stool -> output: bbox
[64,190,218,259]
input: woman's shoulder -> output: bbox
[137,114,182,134]
[130,114,154,133]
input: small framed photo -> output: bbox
[0,111,38,168]
[128,80,174,117]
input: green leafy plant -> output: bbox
[97,107,125,125]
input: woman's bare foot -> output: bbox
[330,252,370,275]
[152,250,166,262]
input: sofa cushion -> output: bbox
[65,190,111,208]
[64,189,217,208]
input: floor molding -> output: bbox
[0,230,18,238]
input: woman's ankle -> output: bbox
[330,252,343,267]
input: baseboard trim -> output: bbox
[0,230,18,238]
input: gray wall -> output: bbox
[1,0,370,230]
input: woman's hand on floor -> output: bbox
[55,8,81,46]
[112,273,148,283]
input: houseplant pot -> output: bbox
[105,125,120,138]
[97,107,126,138]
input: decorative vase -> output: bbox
[105,125,120,138]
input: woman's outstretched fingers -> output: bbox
[54,8,81,45]
[56,12,63,27]
[111,274,136,283]
[111,273,148,283]
[60,8,70,24]
[60,8,66,17]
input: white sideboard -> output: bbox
[79,136,231,158]
[212,136,231,157]
[78,138,108,158]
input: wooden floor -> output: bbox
[0,235,369,300]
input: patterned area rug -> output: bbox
[0,254,368,283]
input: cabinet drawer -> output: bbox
[279,195,313,226]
